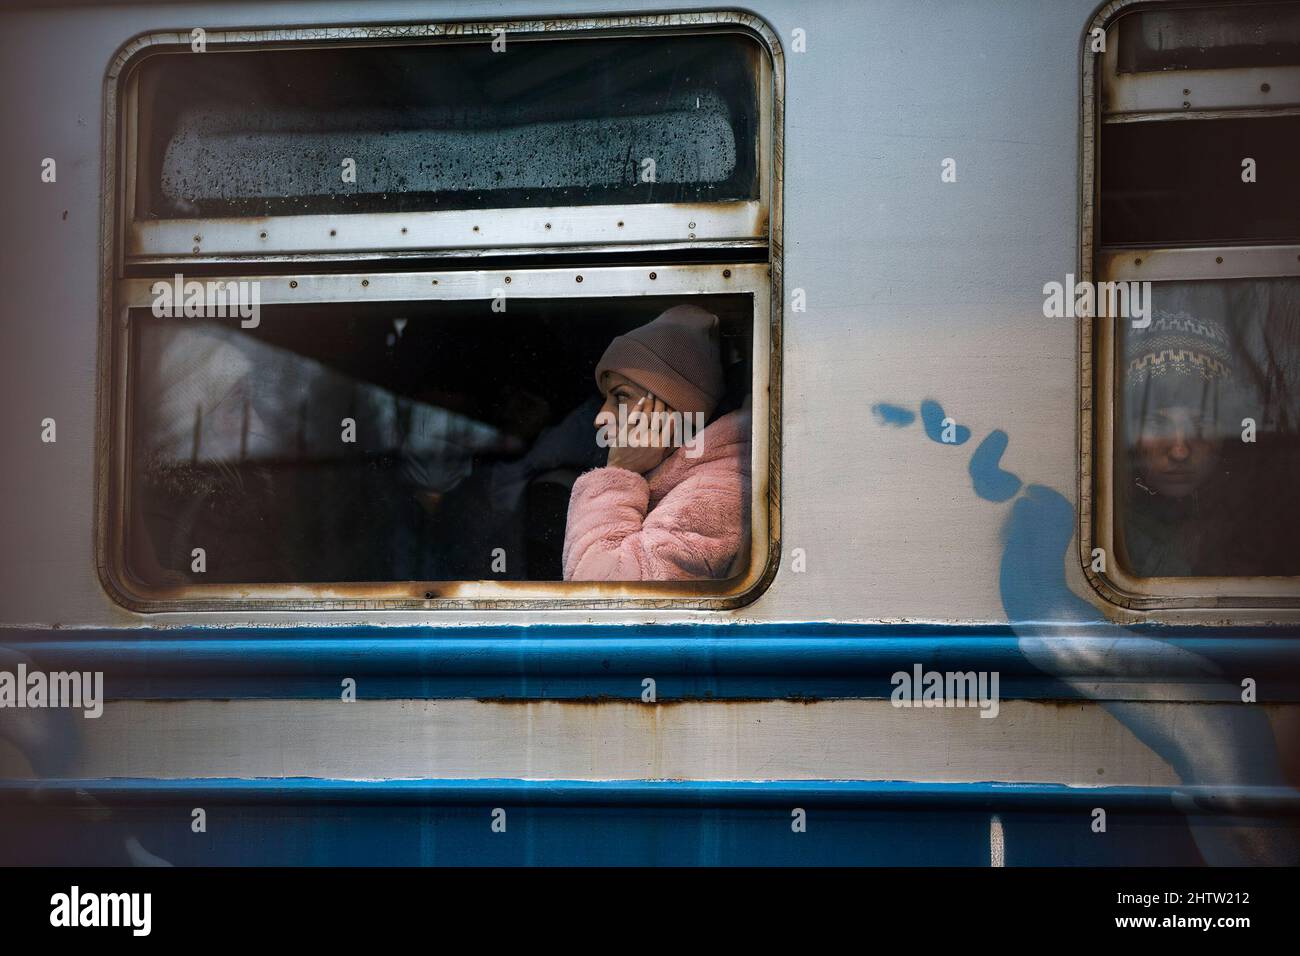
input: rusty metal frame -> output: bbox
[1100,244,1300,282]
[128,202,769,264]
[1080,0,1300,612]
[95,11,785,613]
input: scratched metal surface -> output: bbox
[1,0,1298,866]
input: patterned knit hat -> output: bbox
[595,304,725,417]
[1125,310,1237,431]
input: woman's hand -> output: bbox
[606,394,676,474]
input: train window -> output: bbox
[1100,115,1300,246]
[1085,1,1300,607]
[1099,1,1300,119]
[119,27,772,262]
[1115,280,1300,578]
[1116,2,1300,72]
[123,289,755,587]
[100,16,781,611]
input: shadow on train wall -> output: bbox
[874,398,1300,866]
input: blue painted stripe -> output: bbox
[2,624,1299,700]
[3,778,1298,814]
[3,778,1238,866]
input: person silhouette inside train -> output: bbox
[561,304,752,582]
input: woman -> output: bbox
[1120,311,1250,576]
[562,304,751,581]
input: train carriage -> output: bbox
[0,0,1298,868]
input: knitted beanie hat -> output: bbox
[1125,310,1237,430]
[595,304,725,418]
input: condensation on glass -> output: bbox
[130,34,761,220]
[1116,2,1300,72]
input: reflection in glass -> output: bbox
[1117,279,1300,577]
[125,295,753,585]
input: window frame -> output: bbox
[96,13,784,613]
[1081,0,1300,611]
[1100,12,1300,124]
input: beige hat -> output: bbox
[594,304,725,418]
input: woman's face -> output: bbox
[595,371,649,425]
[1135,406,1222,499]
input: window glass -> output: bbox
[125,294,755,585]
[132,34,761,219]
[1117,3,1300,73]
[1100,115,1300,247]
[1115,279,1300,577]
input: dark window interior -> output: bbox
[1116,3,1300,73]
[1100,115,1300,247]
[130,33,761,219]
[125,294,754,585]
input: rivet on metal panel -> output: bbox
[473,225,480,232]
[617,220,624,227]
[575,275,583,283]
[259,231,267,240]
[504,276,511,284]
[1215,256,1223,264]
[329,229,337,237]
[723,269,732,278]
[362,279,370,286]
[289,280,298,288]
[688,221,696,229]
[649,272,657,280]
[1134,257,1142,266]
[1262,83,1271,93]
[544,223,552,230]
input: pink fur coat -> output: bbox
[562,407,751,581]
